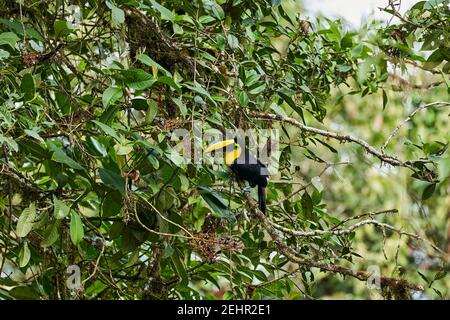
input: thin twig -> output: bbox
[138,195,195,239]
[241,188,425,292]
[271,217,445,256]
[272,162,332,206]
[382,102,450,152]
[388,73,444,91]
[82,241,105,284]
[331,209,399,230]
[250,111,412,168]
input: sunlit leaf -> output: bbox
[70,211,84,245]
[16,203,36,237]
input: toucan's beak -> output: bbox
[205,139,235,153]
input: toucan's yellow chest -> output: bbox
[224,148,241,166]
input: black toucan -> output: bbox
[205,138,268,213]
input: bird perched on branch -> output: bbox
[205,138,269,213]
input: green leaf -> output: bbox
[99,168,125,194]
[8,286,40,300]
[41,220,60,248]
[422,183,436,201]
[53,20,73,37]
[123,69,156,90]
[278,91,304,120]
[146,99,159,123]
[24,129,44,143]
[239,91,249,107]
[410,1,426,10]
[394,43,425,62]
[0,19,23,34]
[87,136,107,157]
[418,271,429,283]
[424,48,444,69]
[25,27,44,41]
[116,141,133,155]
[336,64,352,73]
[424,0,448,9]
[382,89,388,110]
[199,15,215,24]
[106,1,125,26]
[131,98,149,111]
[171,97,187,116]
[207,1,225,20]
[437,157,450,181]
[18,242,31,268]
[147,153,160,170]
[70,211,84,245]
[340,32,354,49]
[300,84,312,94]
[99,104,119,125]
[278,4,294,25]
[102,191,122,217]
[158,76,181,92]
[53,196,71,219]
[195,96,207,106]
[166,147,186,168]
[16,203,36,237]
[171,251,188,286]
[173,23,183,35]
[0,32,20,49]
[442,62,450,74]
[151,0,175,21]
[248,82,266,95]
[270,102,287,117]
[227,34,239,50]
[21,73,36,102]
[301,192,314,219]
[423,141,446,155]
[433,288,443,299]
[52,149,85,170]
[184,83,216,106]
[92,120,120,141]
[197,186,235,222]
[357,58,373,83]
[0,135,19,152]
[0,48,10,59]
[102,86,123,108]
[85,280,108,298]
[137,53,171,76]
[316,138,338,154]
[433,270,447,281]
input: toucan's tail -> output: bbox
[258,186,266,214]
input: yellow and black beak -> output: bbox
[204,139,235,153]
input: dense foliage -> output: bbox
[0,0,449,299]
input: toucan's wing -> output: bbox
[231,150,268,187]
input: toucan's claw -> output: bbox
[240,186,252,193]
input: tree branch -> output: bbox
[388,73,444,91]
[249,111,413,168]
[331,209,399,229]
[270,217,445,255]
[241,190,424,293]
[382,102,450,152]
[388,57,443,75]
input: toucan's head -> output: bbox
[205,138,241,165]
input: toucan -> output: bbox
[205,138,268,213]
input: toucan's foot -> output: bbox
[240,186,252,193]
